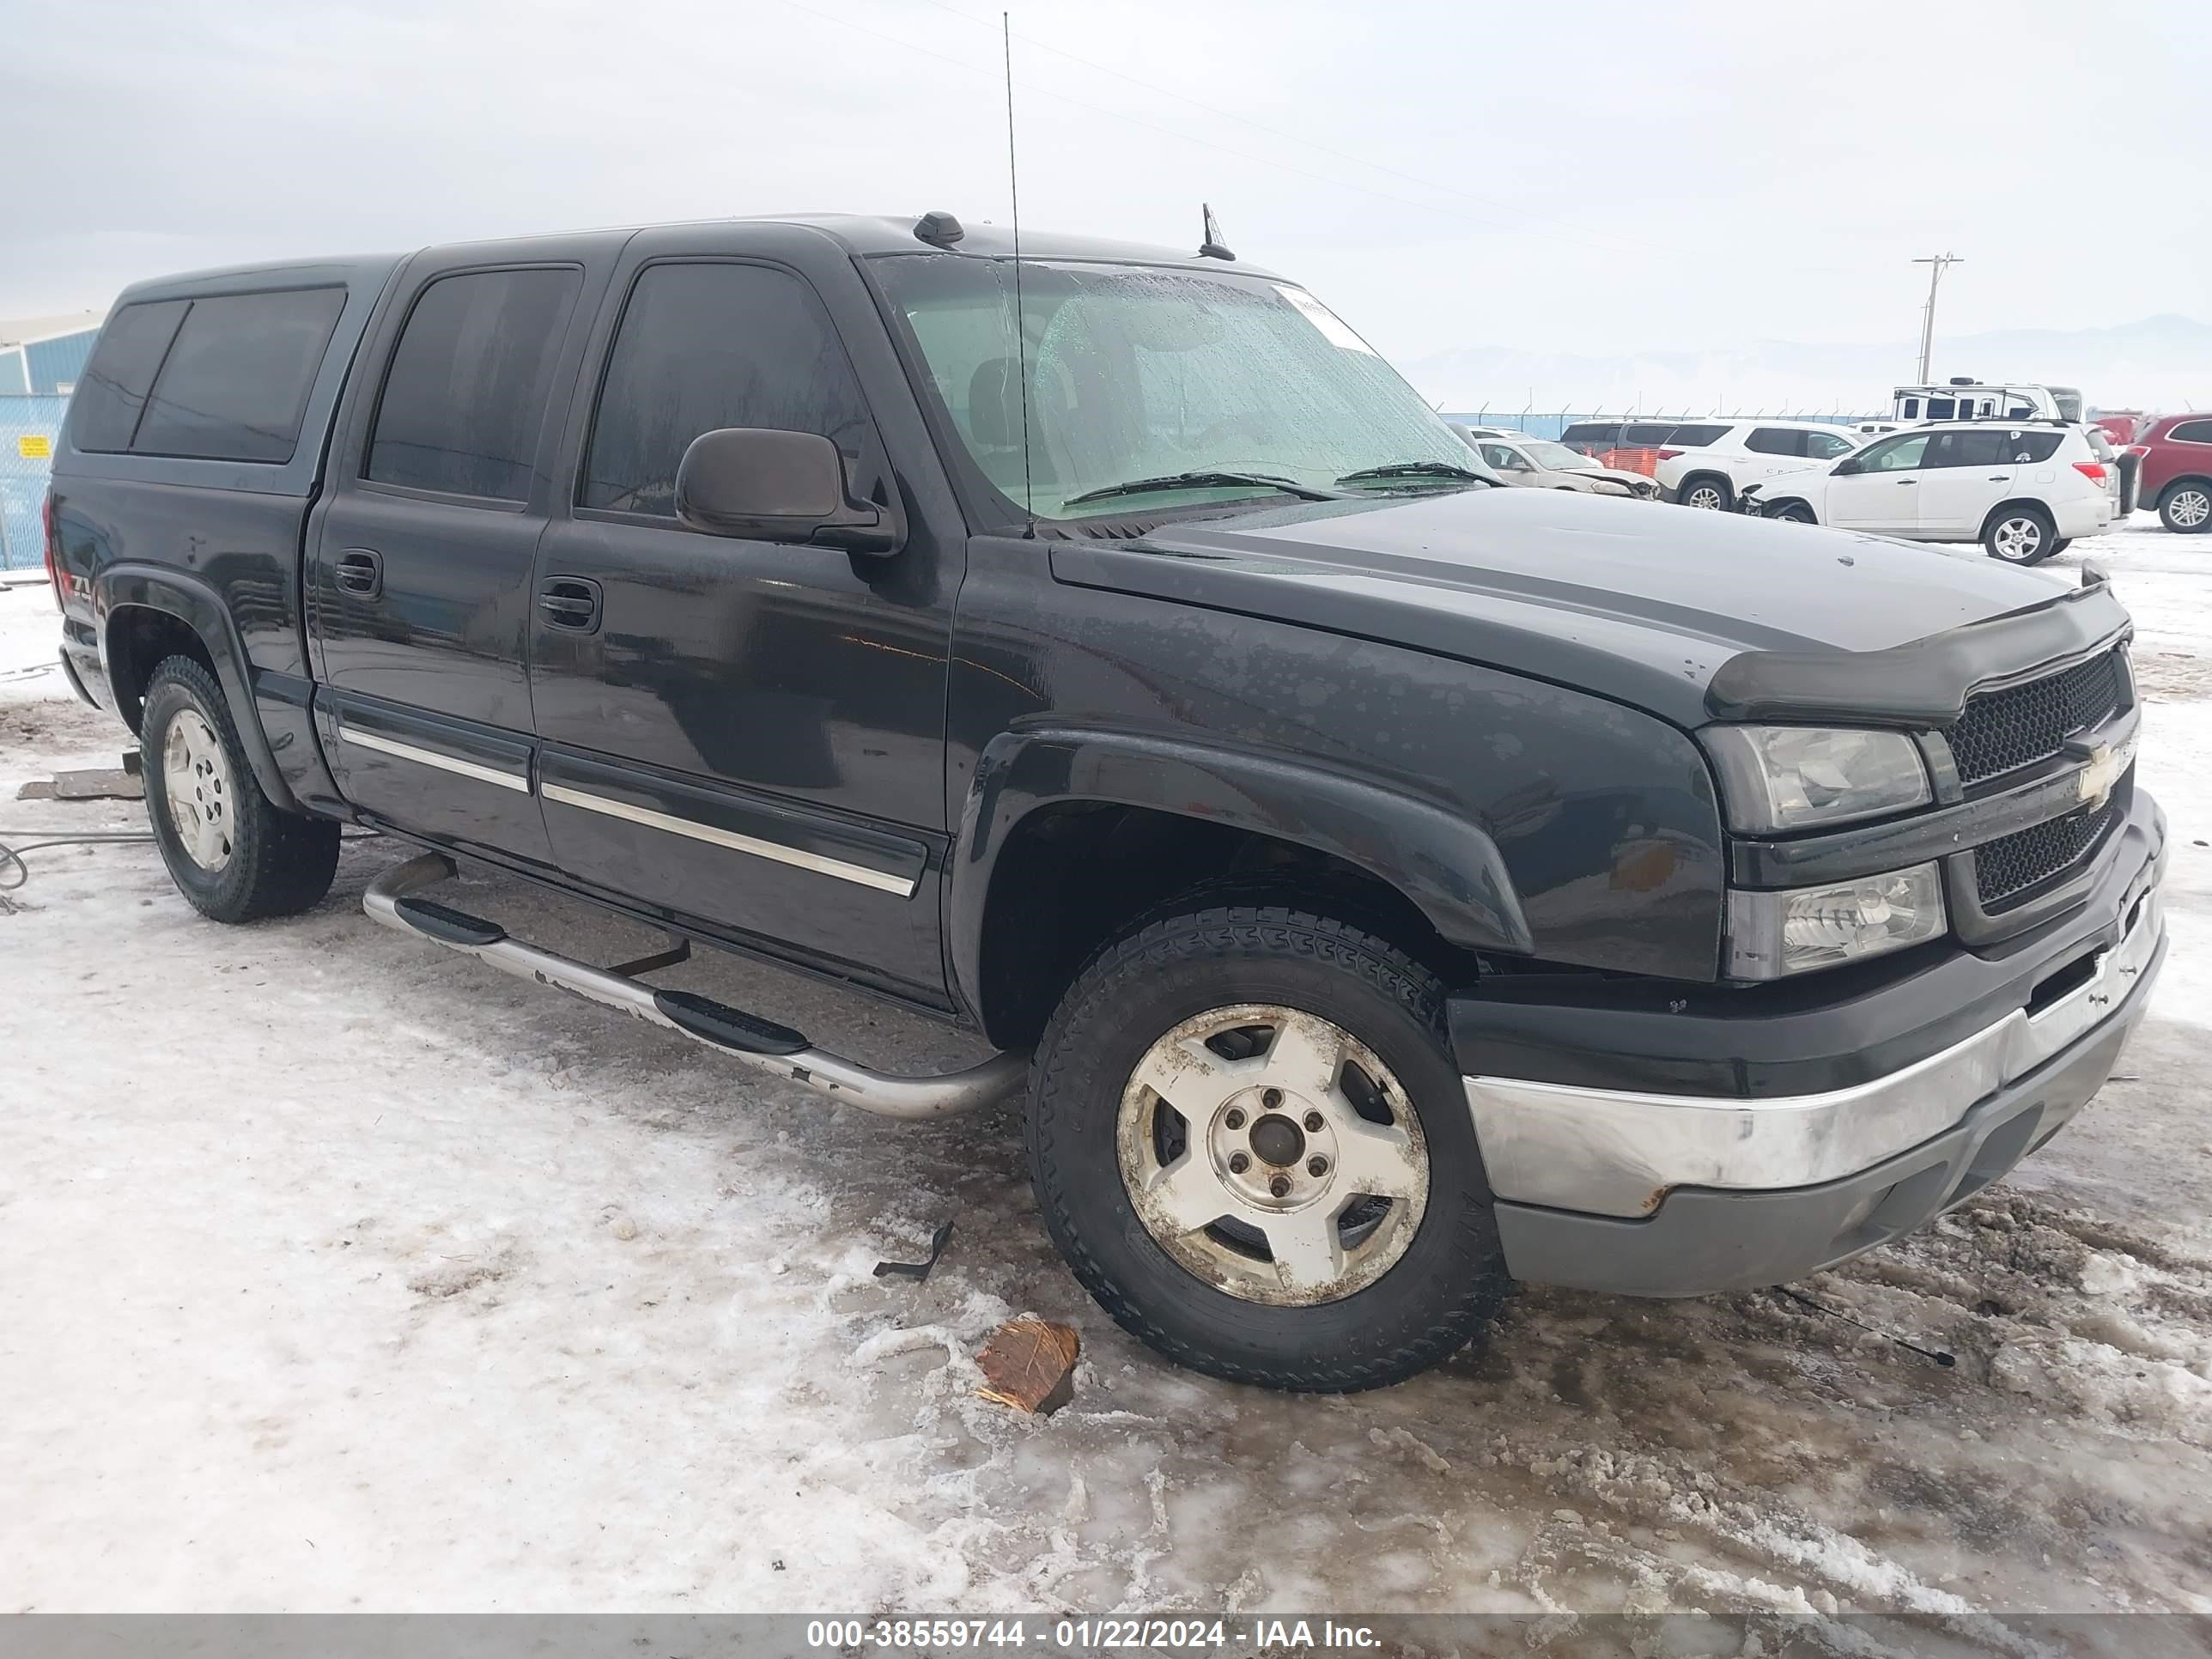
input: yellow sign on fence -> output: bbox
[15,434,52,460]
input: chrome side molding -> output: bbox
[362,852,1025,1119]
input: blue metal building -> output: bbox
[0,313,100,397]
[0,313,103,569]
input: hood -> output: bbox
[1048,487,2125,728]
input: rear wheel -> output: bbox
[1984,505,2057,564]
[1027,896,1510,1391]
[1679,475,1733,511]
[2161,483,2211,533]
[142,656,340,923]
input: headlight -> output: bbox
[1726,863,1947,978]
[1704,726,1931,833]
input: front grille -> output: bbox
[1945,651,2122,787]
[1974,800,2118,911]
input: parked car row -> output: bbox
[1518,400,2209,554]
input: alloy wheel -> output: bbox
[1115,1004,1429,1306]
[161,708,236,872]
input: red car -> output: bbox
[2134,412,2212,533]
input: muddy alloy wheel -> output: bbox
[161,708,236,872]
[1026,893,1511,1391]
[2162,485,2210,533]
[1115,1004,1429,1307]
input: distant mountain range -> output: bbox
[1407,314,2212,418]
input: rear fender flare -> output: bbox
[95,563,303,814]
[948,726,1533,1015]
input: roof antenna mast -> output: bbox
[1004,11,1036,537]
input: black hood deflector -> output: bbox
[1704,580,2130,725]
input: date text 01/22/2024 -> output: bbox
[803,1618,1383,1650]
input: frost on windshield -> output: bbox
[882,256,1473,519]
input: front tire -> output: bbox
[1984,505,2057,563]
[1765,501,1818,524]
[1026,896,1510,1391]
[2161,483,2211,533]
[142,656,340,923]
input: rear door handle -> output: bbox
[1987,474,2014,481]
[538,576,603,634]
[334,548,383,599]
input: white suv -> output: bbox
[1654,421,1863,510]
[1741,422,2117,564]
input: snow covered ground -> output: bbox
[2,525,2209,1630]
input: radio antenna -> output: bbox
[1004,11,1036,536]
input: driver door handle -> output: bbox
[538,576,603,634]
[333,547,383,599]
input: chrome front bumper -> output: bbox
[1466,886,2165,1221]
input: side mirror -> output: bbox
[1832,456,1864,477]
[674,428,905,555]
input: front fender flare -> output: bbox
[95,563,303,814]
[948,726,1533,1018]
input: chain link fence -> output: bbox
[1437,410,1879,442]
[1,396,70,571]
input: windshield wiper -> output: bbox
[1334,460,1493,488]
[1061,470,1339,507]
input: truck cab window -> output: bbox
[367,267,580,501]
[580,262,874,520]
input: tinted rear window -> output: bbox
[367,267,580,501]
[1665,422,1729,447]
[1745,427,1809,456]
[70,299,190,453]
[1559,424,1619,444]
[2172,420,2212,444]
[1620,423,1674,445]
[130,288,348,462]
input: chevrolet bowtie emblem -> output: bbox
[2076,742,2124,808]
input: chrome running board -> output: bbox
[362,852,1026,1120]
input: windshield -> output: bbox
[1522,440,1595,471]
[874,254,1479,520]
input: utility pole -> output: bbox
[1912,252,1963,383]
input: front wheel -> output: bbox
[1765,501,1818,524]
[1985,505,2057,563]
[1026,896,1510,1391]
[2161,483,2211,533]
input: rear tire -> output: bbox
[2160,483,2211,533]
[1984,505,2057,564]
[142,656,340,923]
[1026,895,1510,1392]
[1679,474,1733,511]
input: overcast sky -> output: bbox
[9,0,2206,374]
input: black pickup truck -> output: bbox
[44,213,2165,1390]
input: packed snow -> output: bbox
[2,523,2209,1635]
